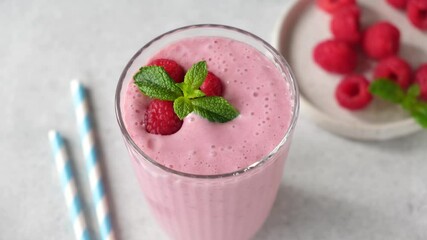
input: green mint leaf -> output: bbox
[410,101,427,128]
[177,82,190,94]
[177,81,206,99]
[173,97,193,120]
[186,89,205,99]
[369,79,405,104]
[407,84,421,99]
[184,61,208,90]
[134,66,182,101]
[402,96,418,111]
[402,89,419,112]
[402,85,419,111]
[191,96,239,123]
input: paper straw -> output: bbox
[48,130,92,240]
[70,80,116,240]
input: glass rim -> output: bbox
[115,24,300,179]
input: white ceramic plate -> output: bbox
[273,0,426,140]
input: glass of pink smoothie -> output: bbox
[115,24,299,240]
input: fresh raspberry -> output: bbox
[387,0,408,9]
[148,59,185,83]
[362,22,400,60]
[373,56,412,89]
[316,0,356,13]
[313,39,358,74]
[335,75,373,110]
[407,0,427,30]
[144,100,183,135]
[414,64,427,101]
[331,6,362,44]
[200,72,223,96]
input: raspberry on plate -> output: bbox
[407,0,427,30]
[144,99,183,135]
[331,6,362,44]
[313,39,358,74]
[200,72,223,96]
[362,22,400,60]
[148,58,185,83]
[387,0,409,9]
[335,74,373,110]
[414,64,427,101]
[316,0,356,13]
[373,56,412,89]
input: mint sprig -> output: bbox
[134,60,239,123]
[411,101,427,128]
[369,79,427,128]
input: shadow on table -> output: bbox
[254,184,413,240]
[357,130,426,154]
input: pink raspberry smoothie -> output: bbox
[116,25,298,240]
[124,37,293,175]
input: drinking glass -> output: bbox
[115,24,299,240]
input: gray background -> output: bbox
[0,0,426,239]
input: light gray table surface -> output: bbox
[1,0,426,239]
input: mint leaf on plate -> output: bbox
[402,84,420,111]
[134,66,183,101]
[191,96,239,123]
[370,80,427,129]
[410,101,427,128]
[369,78,405,104]
[173,96,193,120]
[184,61,208,90]
[407,84,421,99]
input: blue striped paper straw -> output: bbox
[48,130,92,240]
[70,80,116,240]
